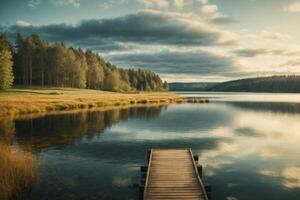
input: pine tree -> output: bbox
[8,33,169,92]
[0,50,14,89]
[14,33,24,84]
[86,50,103,89]
[0,33,14,89]
[0,33,13,52]
[103,69,120,91]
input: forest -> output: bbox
[169,82,218,91]
[209,75,300,93]
[170,76,300,93]
[0,33,168,91]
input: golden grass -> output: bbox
[0,87,187,118]
[0,143,37,200]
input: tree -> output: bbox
[118,69,131,91]
[0,33,14,89]
[9,33,168,92]
[14,33,24,84]
[31,34,48,86]
[67,48,87,88]
[0,50,14,89]
[103,69,120,91]
[47,43,68,87]
[0,33,13,52]
[163,81,168,91]
[86,50,104,89]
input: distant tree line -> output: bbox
[169,76,300,93]
[0,33,168,91]
[169,82,218,91]
[210,75,300,93]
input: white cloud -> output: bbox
[199,4,234,25]
[137,0,208,10]
[173,0,189,8]
[52,0,80,8]
[172,0,206,9]
[261,30,291,41]
[28,0,41,8]
[99,0,129,10]
[198,0,208,4]
[137,0,169,8]
[284,2,300,13]
[16,20,31,27]
[200,4,218,15]
[173,0,200,9]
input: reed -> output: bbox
[0,144,37,200]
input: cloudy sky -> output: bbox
[1,0,300,82]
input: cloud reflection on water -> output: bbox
[282,167,300,189]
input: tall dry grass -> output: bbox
[0,87,186,117]
[0,144,37,200]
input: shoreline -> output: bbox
[0,87,203,119]
[0,102,174,121]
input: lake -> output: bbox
[1,92,300,200]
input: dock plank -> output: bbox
[143,149,208,200]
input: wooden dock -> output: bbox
[141,149,209,200]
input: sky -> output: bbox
[1,0,300,82]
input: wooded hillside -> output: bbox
[210,76,300,93]
[169,76,300,93]
[0,33,168,92]
[169,82,218,91]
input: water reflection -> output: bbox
[282,167,300,189]
[0,119,15,144]
[193,101,300,199]
[0,95,300,200]
[228,101,300,114]
[9,106,166,150]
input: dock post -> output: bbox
[147,149,151,163]
[205,185,212,200]
[140,166,148,173]
[140,166,147,185]
[140,166,147,199]
[139,185,144,200]
[193,155,199,163]
[197,165,203,178]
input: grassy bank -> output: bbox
[0,87,189,118]
[0,143,37,200]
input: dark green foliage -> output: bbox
[14,33,48,86]
[9,33,168,91]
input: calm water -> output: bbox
[1,92,300,200]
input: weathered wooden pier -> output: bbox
[140,149,210,200]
